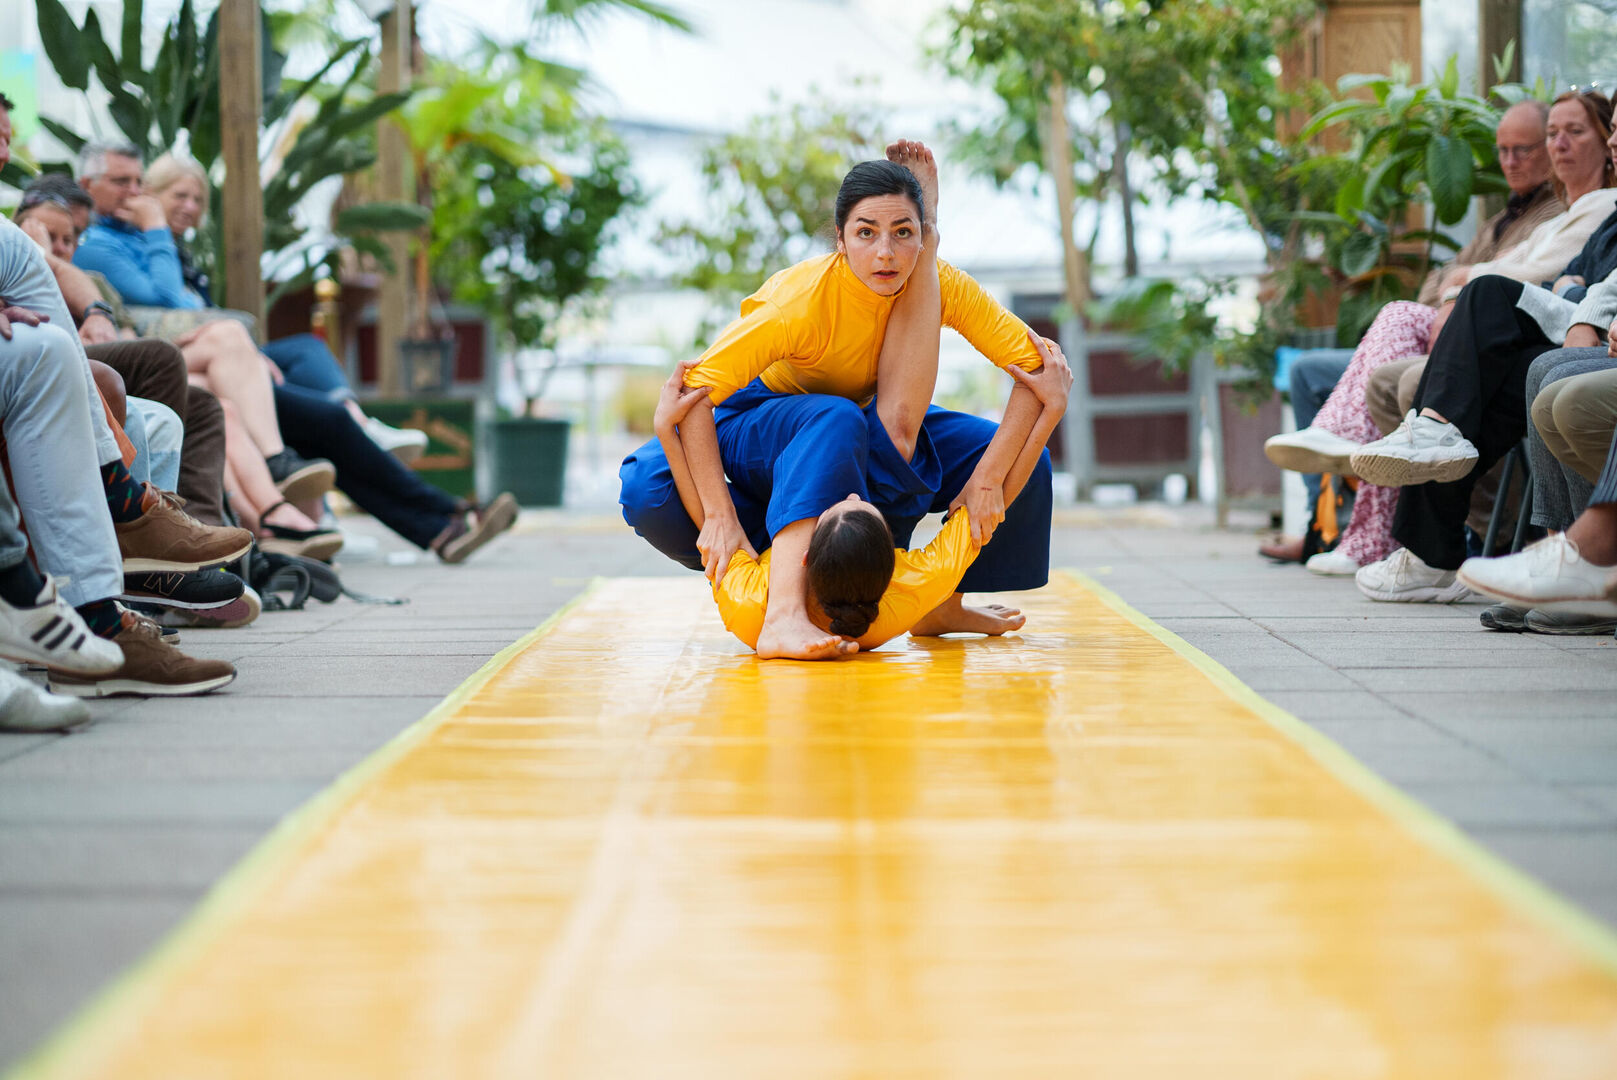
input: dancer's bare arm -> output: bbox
[679,400,756,584]
[1001,333,1073,505]
[653,359,712,528]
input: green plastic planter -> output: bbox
[489,417,570,507]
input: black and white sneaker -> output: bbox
[120,569,246,611]
[131,586,262,630]
[0,576,123,675]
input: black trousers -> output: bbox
[1393,275,1553,569]
[273,384,461,549]
[85,338,230,525]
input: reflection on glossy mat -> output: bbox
[14,575,1617,1079]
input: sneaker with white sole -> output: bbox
[1349,411,1479,486]
[120,568,245,611]
[48,610,235,698]
[0,576,123,675]
[1305,549,1360,576]
[0,666,91,732]
[1456,534,1617,617]
[1356,547,1474,603]
[1264,427,1363,476]
[364,417,430,463]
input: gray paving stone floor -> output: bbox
[1,503,1613,1069]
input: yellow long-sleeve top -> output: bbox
[685,253,1042,406]
[713,510,981,650]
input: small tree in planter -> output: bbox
[429,83,640,504]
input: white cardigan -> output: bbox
[1466,187,1617,287]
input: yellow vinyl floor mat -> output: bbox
[13,574,1617,1079]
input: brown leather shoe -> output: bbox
[433,492,519,564]
[1258,535,1306,563]
[117,486,254,573]
[47,610,236,698]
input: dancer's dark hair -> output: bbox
[806,507,895,639]
[834,160,925,235]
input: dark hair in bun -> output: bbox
[806,506,895,639]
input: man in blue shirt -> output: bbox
[72,139,203,309]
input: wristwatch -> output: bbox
[80,299,116,326]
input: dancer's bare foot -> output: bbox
[909,594,1025,637]
[885,138,938,233]
[756,611,859,660]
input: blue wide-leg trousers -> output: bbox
[619,383,1049,593]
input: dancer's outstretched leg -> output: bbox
[882,140,1026,638]
[877,139,941,462]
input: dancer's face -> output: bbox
[836,194,923,296]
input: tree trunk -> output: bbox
[1043,73,1091,316]
[1114,118,1138,278]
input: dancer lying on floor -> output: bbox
[621,141,1069,659]
[652,330,1070,653]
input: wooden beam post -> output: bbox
[1478,0,1523,92]
[218,0,265,331]
[375,3,414,397]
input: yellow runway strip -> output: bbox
[13,575,1617,1079]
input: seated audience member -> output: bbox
[1348,104,1617,603]
[1266,95,1612,576]
[140,151,427,461]
[0,217,239,695]
[1458,370,1617,626]
[1260,351,1354,563]
[13,172,235,530]
[0,476,121,731]
[74,145,516,562]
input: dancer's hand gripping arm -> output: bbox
[663,369,757,585]
[949,330,1072,544]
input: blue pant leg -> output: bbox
[1289,353,1350,507]
[915,406,1051,593]
[618,437,768,570]
[715,392,871,540]
[263,334,354,403]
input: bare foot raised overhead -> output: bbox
[885,139,939,234]
[909,594,1025,637]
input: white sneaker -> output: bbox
[1306,549,1360,576]
[1456,534,1617,617]
[1264,427,1362,475]
[1349,411,1478,486]
[0,666,91,732]
[1355,548,1474,603]
[0,576,123,674]
[364,417,430,463]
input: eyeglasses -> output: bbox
[1497,143,1543,161]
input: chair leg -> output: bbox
[1481,446,1518,558]
[1510,473,1535,554]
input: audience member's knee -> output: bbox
[89,359,127,425]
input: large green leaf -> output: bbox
[1338,230,1383,277]
[35,0,89,90]
[1332,171,1364,219]
[0,161,37,190]
[1425,132,1474,224]
[335,202,433,232]
[38,116,87,156]
[120,0,145,79]
[265,38,366,127]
